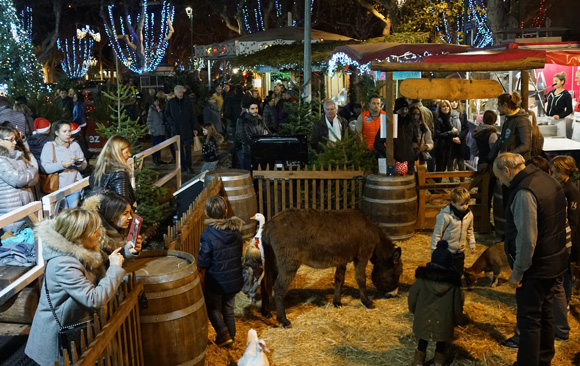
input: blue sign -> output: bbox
[393,71,422,80]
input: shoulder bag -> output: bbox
[39,142,60,194]
[44,273,91,359]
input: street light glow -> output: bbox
[185,7,192,18]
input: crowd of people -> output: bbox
[2,71,580,366]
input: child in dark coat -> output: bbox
[198,196,245,347]
[408,240,464,366]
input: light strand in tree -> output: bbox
[18,6,32,42]
[104,0,175,74]
[57,36,93,79]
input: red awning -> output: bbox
[544,51,580,66]
[329,43,471,64]
[478,42,580,66]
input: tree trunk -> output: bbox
[36,0,62,64]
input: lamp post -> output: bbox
[185,7,193,67]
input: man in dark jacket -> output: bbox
[234,100,268,171]
[198,196,244,347]
[493,152,568,366]
[311,100,347,153]
[165,85,198,173]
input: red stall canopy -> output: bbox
[329,43,472,64]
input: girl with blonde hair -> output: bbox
[26,208,125,365]
[89,135,136,206]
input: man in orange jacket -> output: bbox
[355,95,385,150]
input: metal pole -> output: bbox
[190,16,194,65]
[303,1,311,102]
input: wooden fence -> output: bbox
[253,164,365,220]
[164,177,224,257]
[57,274,144,366]
[416,165,491,232]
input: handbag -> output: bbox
[39,143,59,194]
[44,273,91,358]
[193,136,203,152]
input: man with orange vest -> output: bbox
[355,95,385,150]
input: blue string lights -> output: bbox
[18,6,32,42]
[0,0,43,96]
[429,0,492,48]
[104,0,175,74]
[57,36,93,79]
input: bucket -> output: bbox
[206,169,257,240]
[124,250,207,366]
[361,174,417,240]
[493,179,505,238]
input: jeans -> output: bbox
[553,276,569,339]
[65,191,80,209]
[205,289,237,339]
[452,251,465,276]
[516,276,557,366]
[180,138,192,169]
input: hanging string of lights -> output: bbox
[18,6,32,42]
[57,36,94,79]
[429,0,492,48]
[104,0,174,74]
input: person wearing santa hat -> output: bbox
[70,122,92,164]
[27,117,52,164]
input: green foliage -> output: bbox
[398,0,464,43]
[280,98,320,137]
[55,75,76,93]
[0,1,43,97]
[166,70,210,117]
[134,166,169,227]
[351,74,383,108]
[96,85,148,150]
[315,129,377,174]
[364,32,434,44]
[27,94,65,123]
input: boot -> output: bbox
[412,350,426,366]
[433,351,446,366]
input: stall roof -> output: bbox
[486,42,580,66]
[329,43,472,64]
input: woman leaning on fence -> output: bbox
[25,209,125,365]
[89,135,136,206]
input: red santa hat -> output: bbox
[70,122,81,135]
[33,117,50,134]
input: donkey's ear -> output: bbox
[392,247,402,263]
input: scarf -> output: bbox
[325,116,342,142]
[450,204,470,220]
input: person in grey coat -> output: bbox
[147,98,167,166]
[204,95,224,134]
[0,126,38,233]
[25,209,125,365]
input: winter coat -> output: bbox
[147,105,166,137]
[488,109,532,162]
[89,170,136,206]
[27,133,51,166]
[431,205,476,254]
[202,136,219,163]
[546,89,573,119]
[241,112,269,155]
[0,106,29,137]
[434,112,455,151]
[198,216,245,295]
[408,265,464,342]
[40,141,86,188]
[73,101,86,127]
[470,124,498,165]
[203,102,224,134]
[263,104,278,132]
[0,146,38,233]
[374,116,418,174]
[562,179,580,262]
[164,96,198,142]
[450,110,469,160]
[311,115,348,153]
[25,219,125,365]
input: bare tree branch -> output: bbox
[37,0,62,64]
[356,0,391,35]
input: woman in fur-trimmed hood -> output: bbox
[81,192,142,259]
[26,209,125,365]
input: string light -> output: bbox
[429,0,492,48]
[76,25,101,42]
[0,0,43,96]
[104,0,174,74]
[57,36,93,78]
[18,6,32,42]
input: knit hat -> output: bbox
[70,122,81,135]
[430,240,453,268]
[33,117,50,134]
[393,97,409,113]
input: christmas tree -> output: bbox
[0,0,43,97]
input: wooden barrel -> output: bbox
[206,169,257,240]
[361,174,417,241]
[124,250,207,366]
[493,179,505,238]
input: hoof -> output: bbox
[333,301,343,308]
[261,310,272,318]
[279,319,292,328]
[363,300,374,309]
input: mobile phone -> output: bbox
[127,214,143,253]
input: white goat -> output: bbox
[237,329,270,366]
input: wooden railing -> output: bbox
[253,164,365,220]
[57,273,144,366]
[129,135,182,189]
[416,165,491,232]
[164,177,224,258]
[41,177,90,218]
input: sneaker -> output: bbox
[215,331,233,347]
[502,335,519,348]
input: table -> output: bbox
[543,137,580,166]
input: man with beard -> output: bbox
[311,100,347,153]
[356,95,384,151]
[235,99,268,171]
